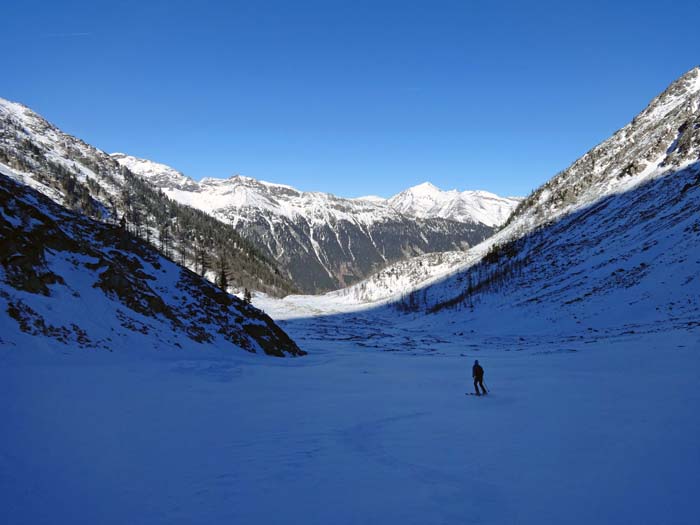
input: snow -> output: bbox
[0,164,65,207]
[110,153,195,189]
[1,312,698,525]
[351,195,387,203]
[388,182,522,227]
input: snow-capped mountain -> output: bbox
[387,182,520,227]
[111,152,199,191]
[0,172,304,355]
[0,98,297,296]
[0,94,516,296]
[111,156,516,293]
[264,66,700,327]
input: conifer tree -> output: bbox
[217,256,229,291]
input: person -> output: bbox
[472,359,487,396]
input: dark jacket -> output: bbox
[472,364,484,380]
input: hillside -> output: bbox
[0,172,304,356]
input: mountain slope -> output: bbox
[111,158,515,293]
[0,172,304,356]
[505,65,700,229]
[0,99,297,297]
[397,67,700,329]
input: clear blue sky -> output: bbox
[3,0,699,198]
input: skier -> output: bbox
[472,359,487,396]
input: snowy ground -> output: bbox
[2,307,699,525]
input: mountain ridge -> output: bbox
[111,154,520,227]
[112,154,516,293]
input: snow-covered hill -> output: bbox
[261,67,700,326]
[0,172,304,356]
[112,157,513,293]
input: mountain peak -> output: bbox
[407,181,441,194]
[388,182,521,227]
[664,65,700,97]
[684,65,700,92]
[681,65,700,81]
[111,153,198,191]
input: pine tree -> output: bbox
[217,256,228,291]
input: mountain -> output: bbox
[111,157,517,293]
[0,98,297,297]
[0,171,304,355]
[111,152,199,191]
[263,66,700,332]
[387,181,520,227]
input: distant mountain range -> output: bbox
[112,153,520,292]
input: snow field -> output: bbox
[1,327,698,525]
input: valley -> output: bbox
[1,53,700,525]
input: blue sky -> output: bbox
[3,0,699,197]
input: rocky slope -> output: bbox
[0,172,304,356]
[111,156,517,293]
[504,66,700,230]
